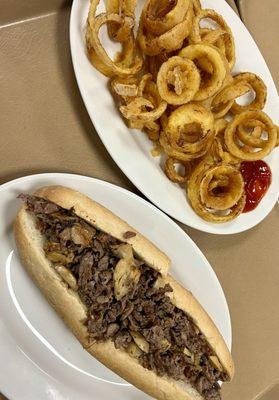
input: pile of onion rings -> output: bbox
[86,0,278,223]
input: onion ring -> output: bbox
[200,165,244,210]
[230,72,267,114]
[224,110,277,161]
[200,28,235,71]
[160,130,211,161]
[179,44,227,101]
[236,119,265,148]
[106,0,137,42]
[120,75,167,121]
[190,9,235,70]
[198,29,229,73]
[142,0,191,35]
[137,3,194,56]
[209,120,239,165]
[187,159,245,222]
[195,54,214,75]
[165,157,194,183]
[209,119,241,166]
[111,76,138,98]
[201,28,225,44]
[159,103,215,160]
[157,56,200,105]
[86,1,142,77]
[211,80,252,119]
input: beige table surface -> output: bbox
[238,0,279,88]
[0,1,279,399]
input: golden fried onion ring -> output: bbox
[142,0,191,35]
[157,56,200,105]
[236,119,265,148]
[111,76,138,98]
[160,103,215,160]
[190,9,235,70]
[120,75,167,121]
[200,165,244,210]
[224,110,277,161]
[137,3,194,56]
[86,1,142,77]
[165,157,194,183]
[209,137,226,163]
[209,120,239,165]
[179,44,227,101]
[106,0,137,42]
[230,72,267,114]
[201,28,235,71]
[188,160,245,222]
[211,80,251,119]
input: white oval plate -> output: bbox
[70,0,279,234]
[0,173,231,400]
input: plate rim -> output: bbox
[69,0,279,235]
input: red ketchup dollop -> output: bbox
[240,160,272,213]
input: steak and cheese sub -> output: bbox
[14,185,234,400]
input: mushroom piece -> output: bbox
[60,224,94,246]
[126,342,143,359]
[183,347,195,364]
[46,251,74,264]
[130,331,150,353]
[113,258,141,300]
[113,243,141,300]
[183,347,192,357]
[55,265,77,290]
[112,243,134,261]
[160,338,171,352]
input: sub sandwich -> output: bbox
[14,185,234,400]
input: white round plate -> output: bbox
[70,0,279,234]
[0,173,231,400]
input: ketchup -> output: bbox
[240,160,272,213]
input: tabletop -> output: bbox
[0,0,278,399]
